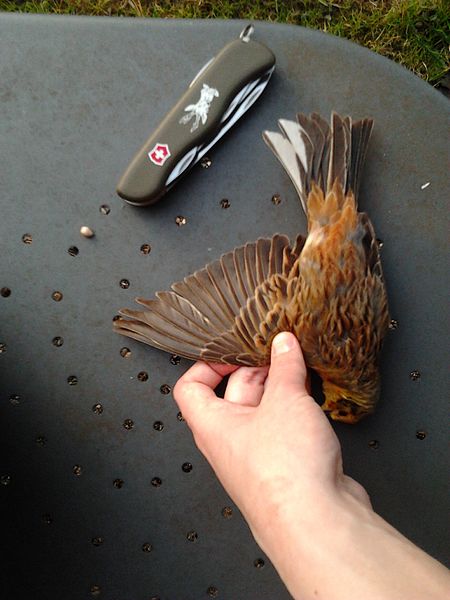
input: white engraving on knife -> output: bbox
[179,83,219,133]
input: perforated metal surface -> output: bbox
[0,13,449,600]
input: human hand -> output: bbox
[173,332,370,553]
[174,332,450,600]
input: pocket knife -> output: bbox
[116,25,276,206]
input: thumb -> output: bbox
[265,332,308,397]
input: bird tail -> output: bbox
[262,112,374,214]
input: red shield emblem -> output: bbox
[148,143,171,166]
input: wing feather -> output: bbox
[255,237,271,283]
[244,242,257,292]
[172,272,228,331]
[114,235,305,365]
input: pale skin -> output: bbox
[173,332,450,600]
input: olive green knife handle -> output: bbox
[116,32,275,206]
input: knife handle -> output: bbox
[116,26,275,206]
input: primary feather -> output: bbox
[117,234,305,366]
[115,112,390,423]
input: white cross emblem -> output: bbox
[148,143,171,166]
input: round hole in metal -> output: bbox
[22,233,32,244]
[119,279,130,289]
[90,584,101,597]
[160,384,171,395]
[142,542,153,553]
[9,394,20,406]
[376,238,384,248]
[1,287,11,298]
[207,586,219,598]
[140,243,151,255]
[368,440,380,450]
[153,421,164,432]
[176,411,185,422]
[73,465,83,476]
[99,204,110,215]
[51,291,63,302]
[36,436,47,447]
[254,558,265,569]
[0,343,6,353]
[200,156,212,169]
[91,536,104,547]
[92,403,103,415]
[68,246,79,257]
[220,198,230,209]
[52,336,64,347]
[42,513,53,525]
[409,370,421,381]
[137,371,148,382]
[416,430,427,440]
[271,193,282,205]
[67,375,78,386]
[123,419,134,430]
[186,531,198,542]
[151,477,162,488]
[182,462,193,473]
[120,347,131,358]
[1,475,11,486]
[113,478,124,489]
[175,215,187,227]
[170,354,181,365]
[389,319,399,330]
[221,506,233,519]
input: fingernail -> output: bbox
[272,332,297,356]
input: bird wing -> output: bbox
[114,234,305,366]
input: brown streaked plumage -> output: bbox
[115,112,390,423]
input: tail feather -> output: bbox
[327,112,351,193]
[297,112,327,189]
[262,126,309,211]
[263,112,374,213]
[348,117,374,200]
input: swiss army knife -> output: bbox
[117,25,276,206]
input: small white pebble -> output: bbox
[80,226,95,238]
[421,182,430,190]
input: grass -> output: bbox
[1,0,448,86]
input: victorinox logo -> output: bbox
[148,143,171,166]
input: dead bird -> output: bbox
[115,112,390,423]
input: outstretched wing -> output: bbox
[114,234,305,366]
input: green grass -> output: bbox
[1,0,449,85]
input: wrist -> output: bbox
[249,488,367,599]
[247,484,450,600]
[243,477,361,566]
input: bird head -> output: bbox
[321,378,380,424]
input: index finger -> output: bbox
[173,361,238,421]
[178,361,238,389]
